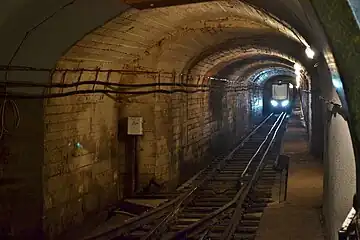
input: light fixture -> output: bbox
[271,100,278,107]
[281,100,290,107]
[294,62,302,72]
[332,77,343,89]
[289,83,294,89]
[305,47,315,59]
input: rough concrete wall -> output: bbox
[323,88,356,240]
[310,54,356,239]
[310,0,360,200]
[299,74,311,139]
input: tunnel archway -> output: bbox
[0,1,358,239]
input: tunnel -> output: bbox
[0,0,360,239]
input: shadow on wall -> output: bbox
[209,80,227,154]
[250,87,263,124]
[0,98,43,239]
[117,116,139,197]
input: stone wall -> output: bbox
[43,68,119,238]
[40,66,254,238]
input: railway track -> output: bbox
[85,112,288,240]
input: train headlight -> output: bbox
[271,100,279,107]
[281,100,290,107]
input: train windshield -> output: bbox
[272,84,288,100]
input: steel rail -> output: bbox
[84,114,274,240]
[165,112,286,240]
[221,112,287,240]
[139,113,274,239]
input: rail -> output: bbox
[221,112,287,239]
[168,112,287,239]
[84,113,274,240]
[140,114,277,239]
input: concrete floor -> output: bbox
[256,113,326,240]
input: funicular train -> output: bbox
[269,80,295,113]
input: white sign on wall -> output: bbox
[127,117,143,135]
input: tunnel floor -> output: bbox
[60,109,326,240]
[255,109,325,240]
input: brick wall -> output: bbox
[41,63,254,238]
[43,67,120,238]
[38,3,274,238]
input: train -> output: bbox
[269,81,294,113]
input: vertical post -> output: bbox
[127,116,143,195]
[279,168,282,202]
[132,135,138,194]
[284,163,289,201]
[276,155,290,202]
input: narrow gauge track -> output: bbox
[85,112,287,240]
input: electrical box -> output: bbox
[127,117,143,135]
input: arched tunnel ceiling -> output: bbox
[0,0,327,89]
[58,1,304,73]
[188,45,297,76]
[250,67,295,85]
[215,57,294,76]
[212,59,294,85]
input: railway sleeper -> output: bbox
[208,232,255,240]
[183,206,219,212]
[193,197,233,202]
[242,212,263,221]
[177,212,213,219]
[191,201,230,207]
[244,207,266,214]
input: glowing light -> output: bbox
[332,76,343,89]
[305,47,315,59]
[75,142,83,149]
[294,62,302,72]
[294,62,303,88]
[281,100,290,107]
[271,100,279,107]
[289,83,294,89]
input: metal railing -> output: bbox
[339,207,359,240]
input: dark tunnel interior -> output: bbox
[0,0,360,239]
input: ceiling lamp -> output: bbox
[305,47,315,59]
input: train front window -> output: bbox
[272,84,288,100]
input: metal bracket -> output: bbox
[331,103,349,121]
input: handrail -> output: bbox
[84,114,274,240]
[168,112,286,239]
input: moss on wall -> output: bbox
[310,0,360,155]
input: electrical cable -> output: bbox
[0,99,20,140]
[0,79,258,89]
[1,0,78,139]
[0,86,260,99]
[0,80,219,89]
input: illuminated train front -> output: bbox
[269,81,293,113]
